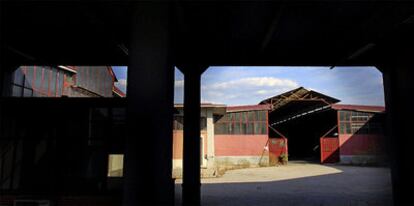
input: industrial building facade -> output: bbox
[4,3,414,205]
[263,87,386,166]
[109,88,385,178]
[174,88,386,177]
[0,83,386,205]
[3,66,125,98]
[172,104,271,178]
[331,104,386,164]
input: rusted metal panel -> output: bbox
[268,137,288,165]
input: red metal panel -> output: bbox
[339,134,384,156]
[320,137,340,164]
[214,135,269,156]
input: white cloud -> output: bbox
[175,80,184,88]
[255,90,275,95]
[208,77,298,90]
[116,79,127,86]
[115,79,127,93]
[200,77,299,105]
[193,66,384,106]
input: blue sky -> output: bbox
[113,66,384,106]
[175,66,384,106]
[112,66,128,94]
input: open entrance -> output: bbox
[263,87,339,162]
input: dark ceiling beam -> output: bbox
[77,4,130,58]
[7,46,36,62]
[173,1,189,73]
[176,64,208,77]
[1,2,130,66]
[3,1,414,67]
[326,5,386,69]
[260,3,285,53]
[332,4,414,70]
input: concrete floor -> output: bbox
[175,161,393,206]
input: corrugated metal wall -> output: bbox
[75,66,113,97]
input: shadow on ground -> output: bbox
[175,164,392,206]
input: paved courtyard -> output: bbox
[175,161,393,206]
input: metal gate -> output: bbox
[268,137,288,165]
[320,137,340,163]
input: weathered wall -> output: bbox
[172,130,184,160]
[173,133,270,177]
[172,130,207,161]
[214,135,268,156]
[172,107,217,178]
[214,156,269,173]
[339,134,386,165]
[214,135,269,172]
[172,130,208,178]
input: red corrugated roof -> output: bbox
[174,103,227,108]
[226,104,271,112]
[331,104,385,113]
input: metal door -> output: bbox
[320,137,340,163]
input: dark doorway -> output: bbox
[271,109,338,162]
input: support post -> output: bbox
[206,109,215,169]
[123,2,174,206]
[182,68,202,206]
[379,31,414,204]
[0,1,4,96]
[382,66,414,206]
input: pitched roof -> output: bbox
[259,87,340,111]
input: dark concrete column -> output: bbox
[182,67,204,206]
[0,62,3,97]
[0,1,4,96]
[123,2,174,206]
[382,66,414,206]
[379,31,414,205]
[0,67,3,97]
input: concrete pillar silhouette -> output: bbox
[123,2,174,206]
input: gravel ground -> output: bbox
[175,161,393,206]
